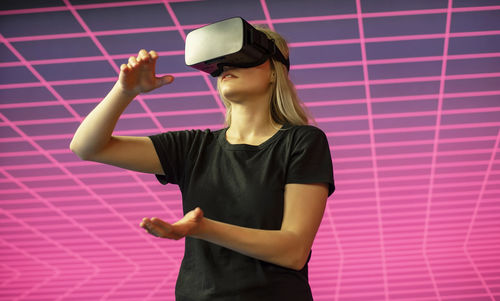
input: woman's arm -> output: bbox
[140,182,328,270]
[70,49,173,174]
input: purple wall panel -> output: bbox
[1,0,499,300]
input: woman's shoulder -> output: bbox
[157,128,224,138]
[283,124,327,138]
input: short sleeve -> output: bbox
[286,126,335,196]
[149,130,196,185]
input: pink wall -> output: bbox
[1,0,499,300]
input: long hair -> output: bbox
[217,26,313,127]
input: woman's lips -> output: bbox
[222,73,238,80]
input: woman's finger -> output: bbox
[120,64,129,73]
[156,75,174,88]
[151,217,171,230]
[149,50,158,61]
[128,56,137,67]
[138,49,149,62]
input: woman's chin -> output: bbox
[221,88,243,103]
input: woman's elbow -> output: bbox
[287,249,310,271]
[69,139,92,161]
[278,244,310,271]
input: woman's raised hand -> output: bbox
[118,49,174,96]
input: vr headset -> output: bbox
[185,17,290,77]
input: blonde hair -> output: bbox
[217,26,313,127]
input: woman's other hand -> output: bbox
[118,49,174,96]
[140,207,204,240]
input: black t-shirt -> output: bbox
[149,124,334,301]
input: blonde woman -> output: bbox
[70,25,334,300]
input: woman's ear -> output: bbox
[270,72,276,84]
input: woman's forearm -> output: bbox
[192,217,309,271]
[70,83,136,159]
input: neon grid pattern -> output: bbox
[1,0,499,300]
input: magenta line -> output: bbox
[0,51,184,68]
[162,0,226,114]
[448,52,500,60]
[323,208,343,301]
[336,157,499,173]
[5,107,221,126]
[95,26,179,37]
[39,70,203,86]
[273,14,357,24]
[0,236,60,300]
[259,0,276,31]
[336,135,497,151]
[289,38,359,48]
[49,77,116,86]
[371,106,500,120]
[292,61,362,70]
[336,148,495,163]
[452,29,500,38]
[367,52,500,67]
[0,262,20,288]
[296,81,364,90]
[332,226,500,242]
[370,89,500,103]
[462,129,500,301]
[0,123,222,144]
[143,269,179,301]
[0,82,44,89]
[0,0,194,15]
[289,29,500,48]
[71,0,197,10]
[0,2,497,17]
[273,8,451,25]
[138,89,213,99]
[0,34,81,121]
[330,206,500,222]
[422,1,452,299]
[6,32,88,42]
[464,129,500,246]
[320,235,494,249]
[368,30,500,44]
[354,1,389,300]
[0,6,68,15]
[0,101,67,109]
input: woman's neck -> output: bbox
[226,102,281,145]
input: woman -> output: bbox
[70,26,334,300]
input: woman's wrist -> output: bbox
[113,81,140,99]
[189,215,209,239]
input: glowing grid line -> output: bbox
[462,128,500,301]
[354,1,388,300]
[160,0,226,114]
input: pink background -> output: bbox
[1,0,499,300]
